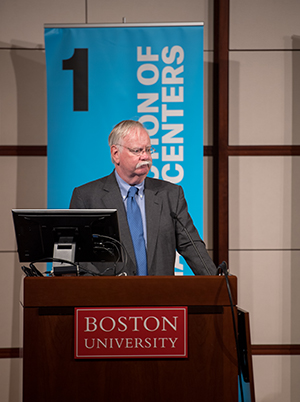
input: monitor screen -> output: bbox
[12,209,123,275]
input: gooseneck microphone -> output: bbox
[216,260,244,402]
[171,212,244,400]
[217,260,228,276]
[170,212,212,275]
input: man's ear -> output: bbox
[111,145,120,165]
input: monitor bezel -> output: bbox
[12,209,123,269]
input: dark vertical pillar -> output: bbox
[213,0,230,265]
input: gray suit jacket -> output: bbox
[70,171,217,276]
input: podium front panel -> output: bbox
[23,276,238,402]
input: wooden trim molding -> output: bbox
[0,348,23,358]
[204,145,300,157]
[1,145,298,158]
[0,145,47,156]
[228,145,300,156]
[252,345,300,355]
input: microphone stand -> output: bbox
[218,261,245,402]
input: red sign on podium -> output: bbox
[75,307,188,359]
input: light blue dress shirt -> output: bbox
[114,170,147,247]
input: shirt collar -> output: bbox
[114,170,145,201]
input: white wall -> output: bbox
[229,1,300,400]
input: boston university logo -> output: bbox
[75,307,188,359]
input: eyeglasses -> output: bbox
[115,144,156,156]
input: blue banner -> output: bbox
[44,23,204,275]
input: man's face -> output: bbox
[111,126,152,185]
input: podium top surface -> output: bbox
[23,275,237,308]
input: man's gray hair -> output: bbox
[108,120,146,147]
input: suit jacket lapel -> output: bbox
[144,178,161,273]
[101,172,136,268]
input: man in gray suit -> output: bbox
[70,120,216,276]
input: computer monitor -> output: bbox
[12,209,123,276]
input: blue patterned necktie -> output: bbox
[126,186,148,276]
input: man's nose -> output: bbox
[140,149,151,159]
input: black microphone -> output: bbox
[217,261,228,276]
[170,212,212,275]
[216,260,244,402]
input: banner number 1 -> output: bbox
[63,48,89,111]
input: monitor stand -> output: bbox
[52,237,78,276]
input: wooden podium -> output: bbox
[23,275,239,401]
